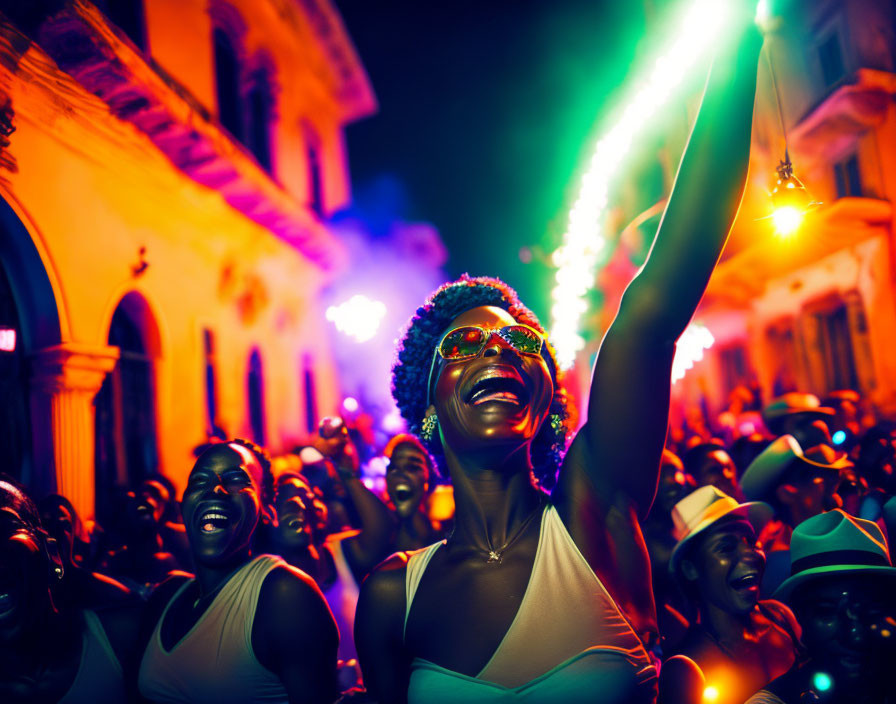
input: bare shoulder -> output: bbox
[260,562,327,609]
[361,552,409,598]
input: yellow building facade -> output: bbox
[0,0,375,521]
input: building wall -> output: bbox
[0,0,373,518]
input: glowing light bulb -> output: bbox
[703,685,720,701]
[342,397,359,413]
[771,206,803,236]
[812,672,833,692]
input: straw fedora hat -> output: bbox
[669,485,773,573]
[762,392,834,425]
[773,509,896,601]
[740,434,852,502]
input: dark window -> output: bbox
[95,297,159,525]
[766,321,799,396]
[302,356,317,435]
[203,329,218,434]
[247,349,266,446]
[96,0,147,51]
[818,33,845,88]
[306,129,324,218]
[214,28,244,142]
[833,153,862,198]
[247,70,274,172]
[817,304,859,391]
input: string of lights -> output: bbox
[548,0,738,370]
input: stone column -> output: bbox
[29,342,119,521]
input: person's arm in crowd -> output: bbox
[315,418,396,575]
[254,564,340,704]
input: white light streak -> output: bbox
[549,0,737,369]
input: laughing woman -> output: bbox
[355,9,763,704]
[138,442,339,704]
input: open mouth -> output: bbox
[198,508,232,534]
[729,572,760,591]
[393,484,414,503]
[284,515,306,531]
[466,371,529,407]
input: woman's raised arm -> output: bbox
[560,13,763,518]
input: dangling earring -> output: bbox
[548,413,564,434]
[421,414,439,444]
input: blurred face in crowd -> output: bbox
[0,484,54,644]
[682,516,765,616]
[182,444,262,567]
[691,448,739,498]
[272,478,315,550]
[386,443,430,520]
[657,452,691,516]
[787,417,833,452]
[792,574,896,693]
[124,479,169,536]
[779,449,842,524]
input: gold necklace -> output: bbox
[482,499,544,564]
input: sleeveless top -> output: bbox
[404,504,658,703]
[322,531,361,662]
[58,609,126,704]
[138,555,288,704]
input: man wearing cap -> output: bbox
[746,510,896,703]
[740,434,851,596]
[762,392,836,449]
[670,486,802,704]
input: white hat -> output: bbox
[669,485,772,573]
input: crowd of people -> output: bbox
[2,5,895,703]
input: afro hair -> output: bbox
[391,274,570,488]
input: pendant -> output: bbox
[487,550,502,564]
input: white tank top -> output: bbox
[404,504,657,702]
[58,609,126,704]
[138,555,288,704]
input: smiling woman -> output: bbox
[136,443,339,704]
[354,5,765,702]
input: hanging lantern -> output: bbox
[764,151,819,237]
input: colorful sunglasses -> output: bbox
[425,324,545,408]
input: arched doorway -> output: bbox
[94,291,159,525]
[0,196,62,492]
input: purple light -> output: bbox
[342,397,359,413]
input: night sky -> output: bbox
[336,0,651,322]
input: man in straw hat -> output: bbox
[746,510,896,703]
[740,434,851,596]
[761,392,835,449]
[669,486,802,704]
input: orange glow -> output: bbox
[703,685,720,701]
